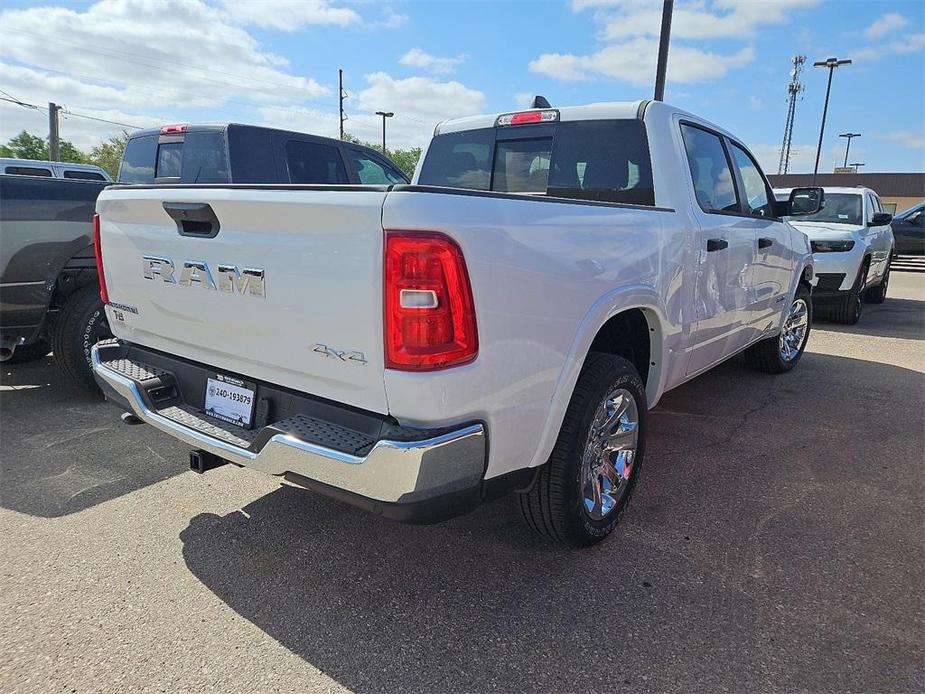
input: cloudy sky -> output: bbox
[1,0,923,173]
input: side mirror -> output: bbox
[870,212,893,226]
[786,187,825,216]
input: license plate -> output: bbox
[204,375,256,428]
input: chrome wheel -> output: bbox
[779,298,809,362]
[581,388,639,520]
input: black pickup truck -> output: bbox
[0,174,110,385]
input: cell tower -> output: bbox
[778,55,806,175]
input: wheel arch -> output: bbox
[526,287,669,470]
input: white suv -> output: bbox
[774,186,894,324]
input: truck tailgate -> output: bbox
[97,186,389,414]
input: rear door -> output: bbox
[679,123,757,376]
[97,187,391,413]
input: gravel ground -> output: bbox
[2,272,923,693]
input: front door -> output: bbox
[727,141,793,340]
[679,123,757,377]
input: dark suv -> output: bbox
[119,123,409,185]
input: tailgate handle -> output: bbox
[163,202,220,238]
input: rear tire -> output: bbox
[745,283,812,374]
[864,260,890,304]
[51,284,110,392]
[829,262,867,325]
[5,339,50,364]
[518,353,646,548]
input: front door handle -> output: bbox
[707,238,728,252]
[758,237,773,249]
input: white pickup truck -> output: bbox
[91,101,823,547]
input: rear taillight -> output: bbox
[384,232,478,371]
[93,213,109,304]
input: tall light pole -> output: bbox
[375,111,393,152]
[653,0,674,101]
[812,57,851,182]
[839,132,861,167]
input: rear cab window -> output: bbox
[418,119,656,206]
[119,130,229,184]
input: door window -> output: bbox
[680,124,738,214]
[728,143,774,218]
[285,140,347,184]
[348,150,406,184]
[5,166,52,176]
[63,170,106,180]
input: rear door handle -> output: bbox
[758,237,773,249]
[163,202,221,238]
[707,238,728,252]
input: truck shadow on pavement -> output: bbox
[1,356,189,518]
[180,352,924,693]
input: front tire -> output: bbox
[518,353,646,548]
[745,283,812,374]
[864,259,890,304]
[51,284,111,392]
[829,262,868,324]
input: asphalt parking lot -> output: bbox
[2,273,923,694]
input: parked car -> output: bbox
[891,201,925,255]
[119,123,409,185]
[92,100,823,547]
[0,174,110,383]
[0,158,112,181]
[774,186,893,324]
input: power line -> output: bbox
[0,95,142,129]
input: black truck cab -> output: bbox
[119,123,409,186]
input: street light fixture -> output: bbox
[812,57,851,182]
[375,111,394,152]
[850,162,865,173]
[839,132,861,167]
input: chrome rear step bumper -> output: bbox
[91,340,487,521]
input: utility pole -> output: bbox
[653,0,674,101]
[812,57,851,183]
[375,111,394,152]
[338,69,347,140]
[839,132,861,167]
[48,102,62,161]
[778,55,806,175]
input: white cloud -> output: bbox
[597,0,820,41]
[221,0,360,30]
[855,32,925,61]
[864,13,908,40]
[748,96,764,111]
[880,131,925,149]
[535,0,815,88]
[399,48,468,75]
[514,92,533,108]
[0,0,338,147]
[261,72,485,149]
[530,39,754,85]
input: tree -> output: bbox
[4,130,47,159]
[89,131,130,179]
[1,130,87,163]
